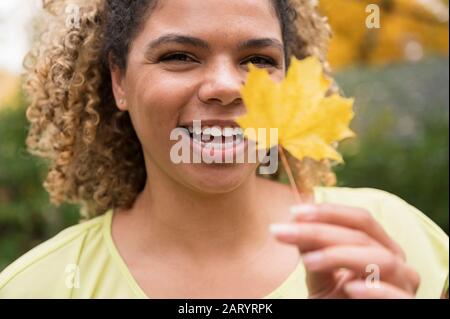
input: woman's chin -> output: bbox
[178,162,256,194]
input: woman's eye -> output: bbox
[245,56,277,67]
[159,53,197,63]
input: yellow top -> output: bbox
[0,187,448,299]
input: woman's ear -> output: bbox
[109,53,128,111]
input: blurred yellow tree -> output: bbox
[0,70,20,108]
[319,0,449,68]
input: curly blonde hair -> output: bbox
[24,0,337,218]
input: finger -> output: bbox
[301,246,419,293]
[269,222,381,253]
[269,223,359,297]
[343,280,414,299]
[290,204,406,259]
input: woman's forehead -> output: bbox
[151,0,277,18]
[140,0,282,40]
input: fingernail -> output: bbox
[290,204,316,216]
[344,282,366,295]
[269,223,299,236]
[302,252,324,267]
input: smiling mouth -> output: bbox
[178,120,246,148]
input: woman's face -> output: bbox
[112,0,286,194]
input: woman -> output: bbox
[0,0,447,298]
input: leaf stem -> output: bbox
[278,145,302,204]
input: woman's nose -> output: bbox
[198,60,244,106]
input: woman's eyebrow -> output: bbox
[145,33,284,54]
[237,38,284,53]
[146,34,210,51]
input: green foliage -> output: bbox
[0,93,80,270]
[335,56,449,233]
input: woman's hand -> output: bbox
[270,203,421,299]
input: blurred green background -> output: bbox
[0,0,449,271]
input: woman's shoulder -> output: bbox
[0,212,110,298]
[316,186,449,298]
[315,186,447,242]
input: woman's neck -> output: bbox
[116,166,276,263]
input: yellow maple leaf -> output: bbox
[236,56,356,163]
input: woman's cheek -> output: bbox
[128,67,198,149]
[132,84,184,154]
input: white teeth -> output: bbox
[223,127,234,137]
[201,127,211,142]
[202,127,211,135]
[185,125,245,144]
[233,128,244,136]
[210,126,222,137]
[193,127,202,135]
